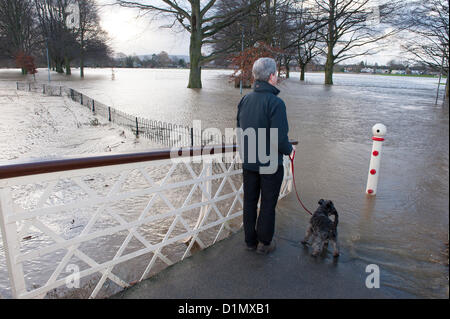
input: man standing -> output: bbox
[237,57,294,255]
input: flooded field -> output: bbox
[0,68,448,298]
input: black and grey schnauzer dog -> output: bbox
[301,199,339,257]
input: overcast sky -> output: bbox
[98,1,404,64]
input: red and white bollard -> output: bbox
[366,123,387,195]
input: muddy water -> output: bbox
[0,68,448,298]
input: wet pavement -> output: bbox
[111,228,413,299]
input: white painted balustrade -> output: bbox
[0,147,293,299]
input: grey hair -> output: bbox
[252,57,276,82]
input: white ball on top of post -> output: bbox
[366,123,387,196]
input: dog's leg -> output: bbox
[317,233,328,256]
[331,238,340,257]
[301,225,313,245]
[311,235,321,257]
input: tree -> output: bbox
[229,41,284,87]
[288,0,326,81]
[116,0,265,88]
[401,0,449,99]
[210,0,266,60]
[296,33,322,81]
[82,31,112,67]
[156,51,172,67]
[316,0,401,84]
[272,0,297,78]
[15,52,38,77]
[178,58,186,68]
[33,0,110,75]
[34,0,78,74]
[0,0,39,74]
[78,0,109,77]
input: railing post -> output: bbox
[16,82,18,90]
[28,83,31,91]
[80,94,83,106]
[184,160,212,246]
[0,188,27,299]
[108,107,111,122]
[43,84,45,94]
[136,117,139,137]
[70,89,74,100]
[190,127,194,147]
[92,100,95,113]
[199,161,212,227]
[60,86,62,96]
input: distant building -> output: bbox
[344,67,355,73]
[375,69,390,74]
[361,67,374,73]
[391,69,406,75]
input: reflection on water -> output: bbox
[0,68,448,298]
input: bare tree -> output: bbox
[401,0,449,99]
[156,51,172,67]
[272,0,297,78]
[34,0,79,74]
[287,0,326,81]
[116,0,264,88]
[0,0,40,73]
[210,0,266,63]
[211,0,303,78]
[78,0,109,77]
[316,0,401,84]
[82,30,112,67]
[296,32,322,81]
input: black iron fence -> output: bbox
[16,82,234,148]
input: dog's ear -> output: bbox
[318,199,325,205]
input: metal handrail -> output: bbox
[0,141,298,180]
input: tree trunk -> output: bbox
[65,56,71,75]
[325,0,336,85]
[324,47,334,85]
[187,3,202,89]
[286,64,290,78]
[80,37,84,78]
[80,55,84,77]
[300,64,306,81]
[55,59,64,73]
[445,76,449,100]
[188,37,202,88]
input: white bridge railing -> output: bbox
[0,143,295,299]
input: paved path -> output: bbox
[111,207,414,299]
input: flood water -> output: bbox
[0,68,448,298]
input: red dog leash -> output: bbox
[289,150,313,216]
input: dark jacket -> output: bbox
[237,80,293,172]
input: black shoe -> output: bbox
[256,240,276,255]
[245,244,257,251]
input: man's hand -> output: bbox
[290,145,296,160]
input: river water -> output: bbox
[0,68,448,298]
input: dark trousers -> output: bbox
[243,165,284,246]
